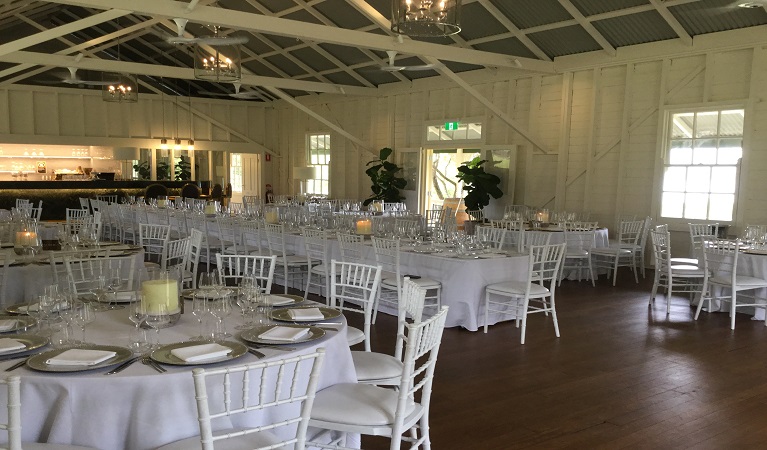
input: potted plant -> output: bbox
[175,155,192,181]
[133,160,151,180]
[455,156,503,230]
[362,147,407,207]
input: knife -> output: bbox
[104,357,140,375]
[248,348,265,358]
[4,357,30,372]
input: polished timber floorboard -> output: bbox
[343,271,767,449]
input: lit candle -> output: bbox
[141,279,179,314]
[15,231,36,246]
[356,219,372,235]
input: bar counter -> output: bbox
[0,180,188,220]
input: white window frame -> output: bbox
[422,117,485,148]
[306,133,330,196]
[230,153,243,193]
[657,104,745,227]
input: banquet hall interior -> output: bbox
[2,0,767,449]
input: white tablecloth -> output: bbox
[0,305,356,449]
[1,246,144,305]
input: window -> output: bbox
[307,133,330,195]
[660,109,743,221]
[230,153,243,193]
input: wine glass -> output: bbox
[209,297,232,341]
[72,301,95,345]
[190,293,210,341]
[145,304,170,349]
[127,293,150,352]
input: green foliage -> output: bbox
[363,147,407,206]
[133,160,151,180]
[156,161,171,180]
[455,156,503,212]
[175,155,192,181]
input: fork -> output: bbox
[141,357,166,373]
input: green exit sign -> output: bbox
[444,121,460,130]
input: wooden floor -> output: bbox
[343,270,767,449]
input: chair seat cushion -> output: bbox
[671,257,698,265]
[346,326,364,346]
[351,351,403,382]
[566,249,589,257]
[155,428,281,450]
[381,277,440,290]
[669,265,705,276]
[310,264,328,275]
[486,281,550,297]
[311,383,420,427]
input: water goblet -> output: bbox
[209,297,232,341]
[72,301,95,345]
[145,304,170,349]
[190,293,211,341]
[127,293,150,352]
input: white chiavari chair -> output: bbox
[303,228,331,300]
[308,308,448,450]
[138,223,171,268]
[157,350,325,450]
[484,243,566,344]
[215,254,276,291]
[695,239,767,329]
[328,260,382,350]
[336,232,365,264]
[649,227,706,314]
[589,219,643,286]
[161,235,192,272]
[264,223,309,294]
[351,276,425,385]
[559,228,596,285]
[475,225,507,250]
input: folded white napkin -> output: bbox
[258,326,310,342]
[288,308,324,321]
[0,339,25,354]
[46,349,117,366]
[0,320,18,332]
[264,295,295,306]
[170,343,231,363]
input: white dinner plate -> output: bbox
[150,340,247,366]
[270,306,341,322]
[26,345,133,373]
[240,325,325,345]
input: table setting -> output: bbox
[0,271,356,449]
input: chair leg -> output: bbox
[589,256,596,287]
[649,272,659,306]
[484,291,490,333]
[550,295,560,338]
[303,270,312,301]
[520,297,529,344]
[666,278,672,315]
[731,292,737,330]
[612,257,619,286]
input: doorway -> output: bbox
[422,148,480,211]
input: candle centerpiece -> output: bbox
[264,208,279,224]
[203,201,219,216]
[356,218,372,235]
[141,272,181,327]
[13,224,40,257]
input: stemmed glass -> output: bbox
[72,301,95,345]
[190,293,211,341]
[57,296,78,346]
[145,304,170,349]
[89,276,112,312]
[209,296,232,341]
[127,294,150,352]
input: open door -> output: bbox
[241,153,261,200]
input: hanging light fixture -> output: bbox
[102,33,138,103]
[391,0,462,37]
[159,88,168,148]
[193,27,242,82]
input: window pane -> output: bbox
[662,192,684,218]
[720,110,744,136]
[663,167,687,192]
[671,113,694,138]
[709,194,734,221]
[695,111,719,138]
[685,193,709,219]
[427,126,441,141]
[669,146,692,165]
[692,139,717,164]
[718,139,742,164]
[467,123,482,139]
[710,166,737,193]
[686,166,711,192]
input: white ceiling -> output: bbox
[0,0,765,101]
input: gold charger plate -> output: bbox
[270,306,341,322]
[240,325,325,345]
[0,334,48,357]
[26,345,133,372]
[150,340,247,366]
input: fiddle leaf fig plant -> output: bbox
[363,147,407,206]
[456,156,503,212]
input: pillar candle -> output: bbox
[141,279,179,314]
